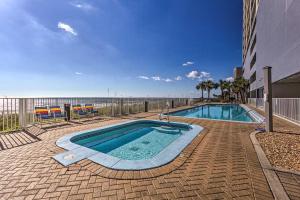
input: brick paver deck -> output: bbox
[0,109,279,200]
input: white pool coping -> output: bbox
[167,104,265,124]
[53,120,203,170]
[240,104,265,123]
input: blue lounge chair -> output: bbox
[72,104,87,121]
[35,106,51,120]
[49,106,67,121]
[84,104,98,115]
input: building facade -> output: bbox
[233,67,243,80]
[242,0,300,98]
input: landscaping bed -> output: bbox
[256,131,300,172]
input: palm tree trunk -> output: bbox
[241,91,245,104]
[208,90,210,100]
[221,90,224,100]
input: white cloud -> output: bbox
[138,75,175,83]
[163,78,173,82]
[70,2,94,11]
[175,76,182,81]
[152,76,161,81]
[226,77,234,82]
[186,71,211,80]
[182,61,194,66]
[200,71,210,78]
[57,22,77,36]
[186,71,200,79]
[75,72,82,75]
[138,76,149,80]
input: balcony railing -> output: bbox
[0,97,197,133]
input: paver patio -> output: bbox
[0,108,298,200]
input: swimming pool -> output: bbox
[54,120,203,170]
[169,104,262,123]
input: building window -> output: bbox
[250,90,256,98]
[257,87,264,98]
[250,71,256,84]
[250,35,256,55]
[250,53,256,69]
[250,18,256,39]
[251,7,255,24]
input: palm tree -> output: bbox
[196,83,203,98]
[231,82,240,103]
[233,77,249,103]
[196,82,207,100]
[196,84,200,91]
[205,80,214,100]
[213,82,219,90]
[200,82,207,100]
[239,78,249,103]
[219,80,225,100]
[213,82,219,101]
[223,81,231,101]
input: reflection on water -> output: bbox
[170,104,254,122]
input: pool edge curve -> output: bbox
[53,119,204,170]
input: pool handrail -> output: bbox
[159,101,170,122]
[230,109,254,121]
[231,108,264,123]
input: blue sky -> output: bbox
[0,0,242,97]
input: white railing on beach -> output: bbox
[248,98,300,124]
[0,97,197,133]
[0,98,19,132]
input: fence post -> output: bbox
[145,101,149,112]
[264,66,273,132]
[18,98,27,129]
[64,104,71,121]
[120,99,124,115]
[111,98,114,117]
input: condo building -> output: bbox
[242,0,300,98]
[234,67,243,80]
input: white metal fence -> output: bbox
[0,98,19,132]
[0,97,196,133]
[248,98,300,124]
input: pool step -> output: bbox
[153,127,182,134]
[53,147,98,166]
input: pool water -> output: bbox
[169,104,254,122]
[71,122,190,160]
